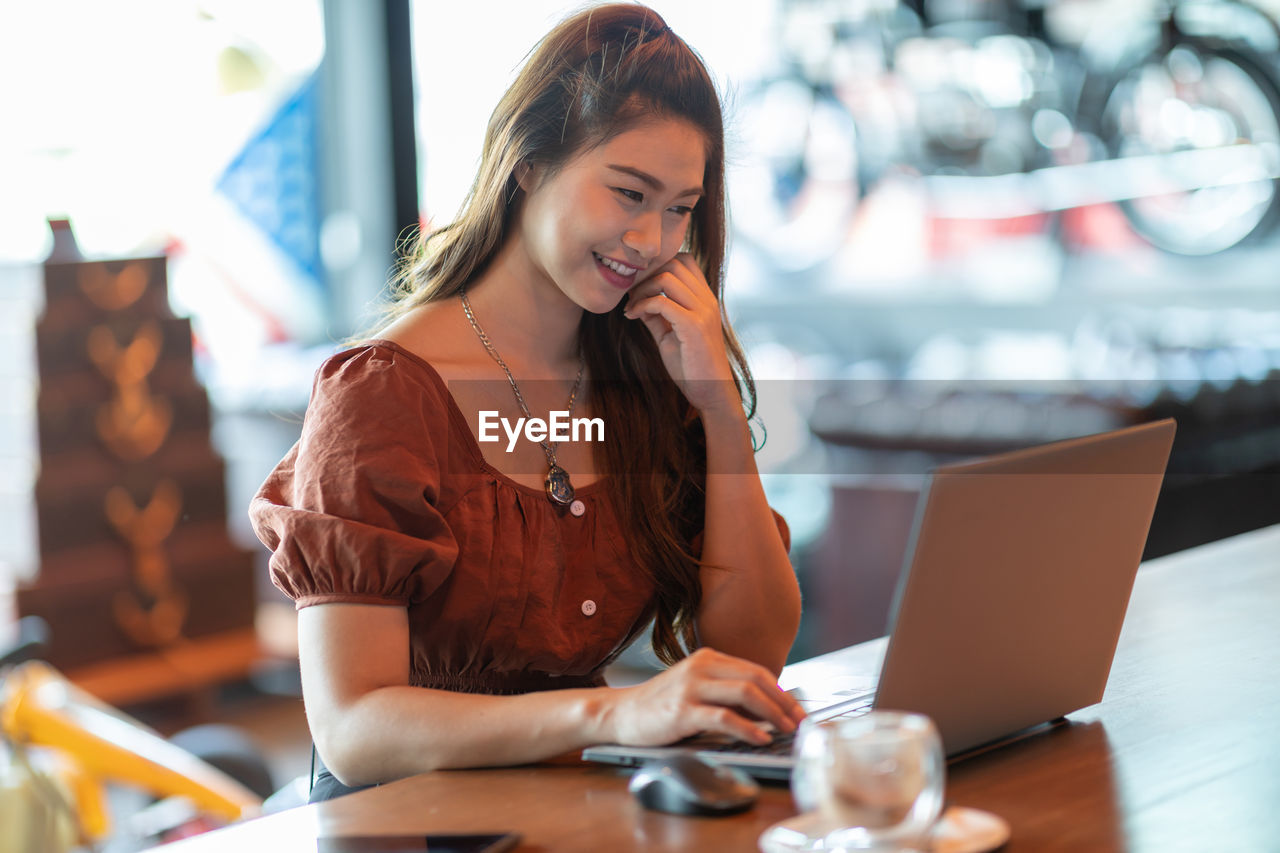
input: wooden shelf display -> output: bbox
[18,222,259,682]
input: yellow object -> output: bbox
[1,662,262,842]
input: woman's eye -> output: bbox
[613,186,694,215]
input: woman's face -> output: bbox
[515,117,708,314]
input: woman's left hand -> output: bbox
[623,252,739,416]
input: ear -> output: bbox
[514,160,541,193]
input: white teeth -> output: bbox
[595,252,637,276]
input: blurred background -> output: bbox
[2,0,1279,845]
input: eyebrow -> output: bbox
[606,164,703,199]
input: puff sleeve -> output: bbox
[250,347,460,609]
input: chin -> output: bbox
[590,298,627,316]
[577,287,628,316]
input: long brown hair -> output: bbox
[382,3,756,665]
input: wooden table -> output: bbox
[150,524,1280,852]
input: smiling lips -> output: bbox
[593,251,641,289]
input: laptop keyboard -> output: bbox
[700,729,797,756]
[697,697,875,757]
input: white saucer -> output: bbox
[759,806,1010,853]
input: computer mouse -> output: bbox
[627,753,760,817]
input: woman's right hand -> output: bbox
[600,647,808,747]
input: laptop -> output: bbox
[583,418,1177,780]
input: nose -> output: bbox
[621,211,661,264]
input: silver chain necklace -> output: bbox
[459,287,585,506]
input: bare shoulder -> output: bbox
[373,300,482,381]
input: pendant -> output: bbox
[545,464,575,506]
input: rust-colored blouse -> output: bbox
[250,341,788,696]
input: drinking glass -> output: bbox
[791,711,945,851]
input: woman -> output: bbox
[251,3,804,801]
